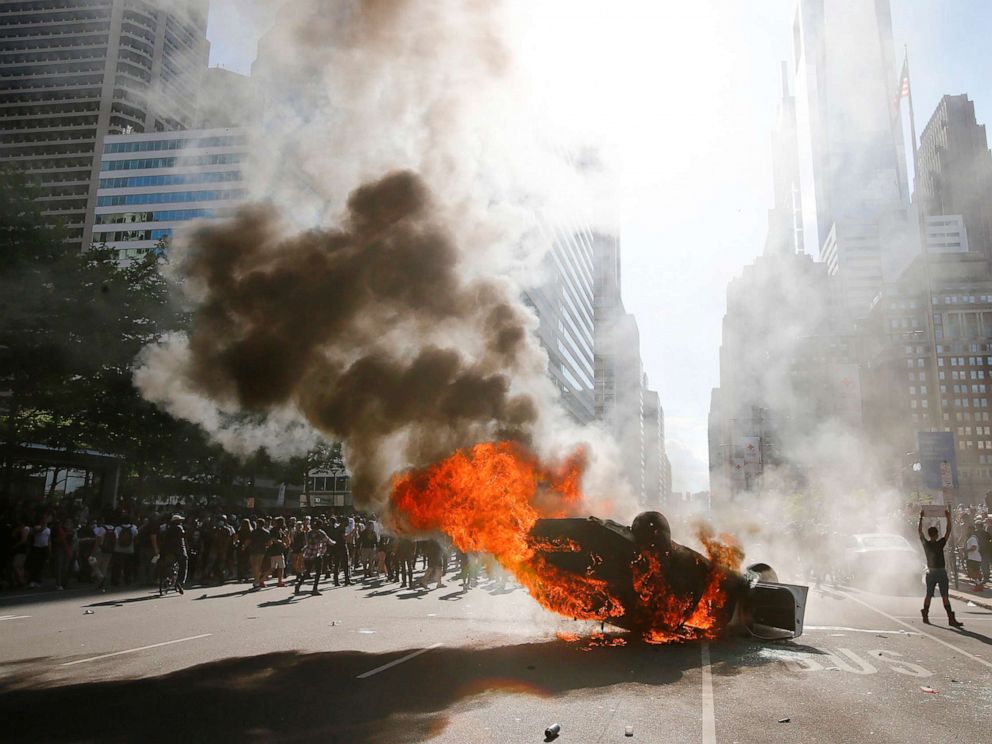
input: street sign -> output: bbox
[917,432,958,489]
[743,437,761,464]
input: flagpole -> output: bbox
[905,45,919,180]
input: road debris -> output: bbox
[544,722,561,740]
[920,686,938,694]
[778,717,791,723]
[624,724,634,736]
[967,601,977,607]
[83,610,94,615]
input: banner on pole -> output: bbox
[918,431,958,490]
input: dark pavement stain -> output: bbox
[0,637,786,743]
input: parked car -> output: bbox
[839,533,924,593]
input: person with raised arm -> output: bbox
[918,508,964,627]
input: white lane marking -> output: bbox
[61,634,212,666]
[838,591,992,670]
[701,642,716,744]
[806,625,917,635]
[0,615,31,621]
[356,642,443,679]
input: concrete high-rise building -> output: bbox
[195,67,253,129]
[0,0,210,250]
[593,233,671,503]
[792,0,913,317]
[92,127,247,263]
[642,388,670,509]
[915,94,992,263]
[924,215,970,255]
[862,252,992,504]
[709,61,862,501]
[765,61,804,257]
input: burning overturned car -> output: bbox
[390,441,808,643]
[529,512,808,641]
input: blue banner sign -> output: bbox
[918,431,958,489]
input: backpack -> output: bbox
[100,528,116,554]
[117,525,134,549]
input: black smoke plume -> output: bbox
[136,170,547,505]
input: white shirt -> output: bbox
[966,535,981,562]
[32,527,50,548]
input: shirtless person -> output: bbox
[918,508,964,627]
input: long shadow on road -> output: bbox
[0,636,795,743]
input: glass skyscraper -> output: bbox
[92,127,247,262]
[524,227,597,424]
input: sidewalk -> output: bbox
[948,571,992,610]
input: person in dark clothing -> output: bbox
[329,519,352,586]
[248,520,271,589]
[417,539,446,590]
[918,508,963,627]
[235,519,252,583]
[396,538,416,588]
[158,514,188,594]
[296,522,333,596]
[266,517,288,588]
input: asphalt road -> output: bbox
[0,570,990,744]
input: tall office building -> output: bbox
[792,0,912,317]
[524,227,597,424]
[642,388,671,509]
[195,67,252,129]
[709,62,861,501]
[765,62,804,258]
[92,127,247,263]
[915,94,992,263]
[862,252,992,503]
[0,0,210,250]
[593,233,671,503]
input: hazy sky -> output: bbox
[205,1,992,492]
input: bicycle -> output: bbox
[157,555,180,596]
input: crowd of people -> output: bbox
[954,503,992,589]
[0,507,497,596]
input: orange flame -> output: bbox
[391,441,624,622]
[389,440,739,642]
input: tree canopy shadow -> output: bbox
[0,636,792,743]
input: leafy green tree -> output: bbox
[0,170,77,499]
[1,181,309,509]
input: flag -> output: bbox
[896,56,910,103]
